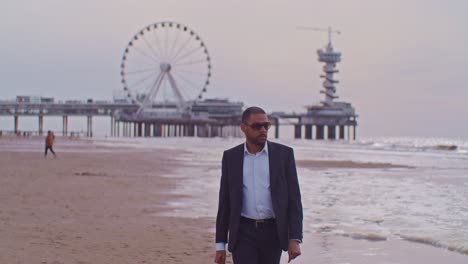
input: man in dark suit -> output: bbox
[214,106,303,264]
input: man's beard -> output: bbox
[249,134,267,146]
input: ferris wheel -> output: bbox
[120,21,211,114]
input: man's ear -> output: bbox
[240,123,247,133]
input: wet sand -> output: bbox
[1,136,466,264]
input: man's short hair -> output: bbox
[242,106,266,123]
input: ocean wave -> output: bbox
[315,225,388,242]
[342,232,387,242]
[399,234,468,256]
[434,144,458,151]
[356,137,468,155]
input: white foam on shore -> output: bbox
[399,235,468,256]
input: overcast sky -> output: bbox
[1,0,467,138]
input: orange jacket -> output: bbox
[45,133,55,147]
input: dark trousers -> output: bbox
[44,146,56,157]
[232,217,282,264]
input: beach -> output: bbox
[1,136,467,264]
[0,137,215,264]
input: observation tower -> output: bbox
[271,27,358,140]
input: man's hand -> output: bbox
[214,250,226,264]
[288,240,301,262]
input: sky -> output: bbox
[1,0,468,138]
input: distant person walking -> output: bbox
[45,130,57,158]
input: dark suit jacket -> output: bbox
[215,141,303,252]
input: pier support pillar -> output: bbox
[211,125,217,137]
[157,124,162,137]
[294,124,302,139]
[147,123,151,137]
[110,116,114,137]
[339,125,345,140]
[305,125,312,139]
[86,115,93,137]
[274,119,279,139]
[328,125,336,140]
[38,114,44,136]
[63,115,68,136]
[167,124,171,137]
[316,125,324,140]
[198,125,208,137]
[14,115,19,134]
[137,123,143,137]
[188,124,195,137]
[116,121,120,137]
[353,125,356,140]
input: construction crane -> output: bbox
[297,26,340,45]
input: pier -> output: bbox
[0,98,244,138]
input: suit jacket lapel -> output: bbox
[268,141,279,201]
[233,144,244,210]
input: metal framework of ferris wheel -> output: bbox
[120,21,211,116]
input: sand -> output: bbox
[0,137,216,264]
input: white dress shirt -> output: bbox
[241,142,275,219]
[216,142,275,251]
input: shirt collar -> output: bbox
[244,141,268,156]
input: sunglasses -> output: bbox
[245,122,272,130]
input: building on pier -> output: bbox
[113,98,244,138]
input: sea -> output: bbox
[93,134,468,260]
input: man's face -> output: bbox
[241,113,271,146]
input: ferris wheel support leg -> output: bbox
[137,71,165,114]
[167,72,186,113]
